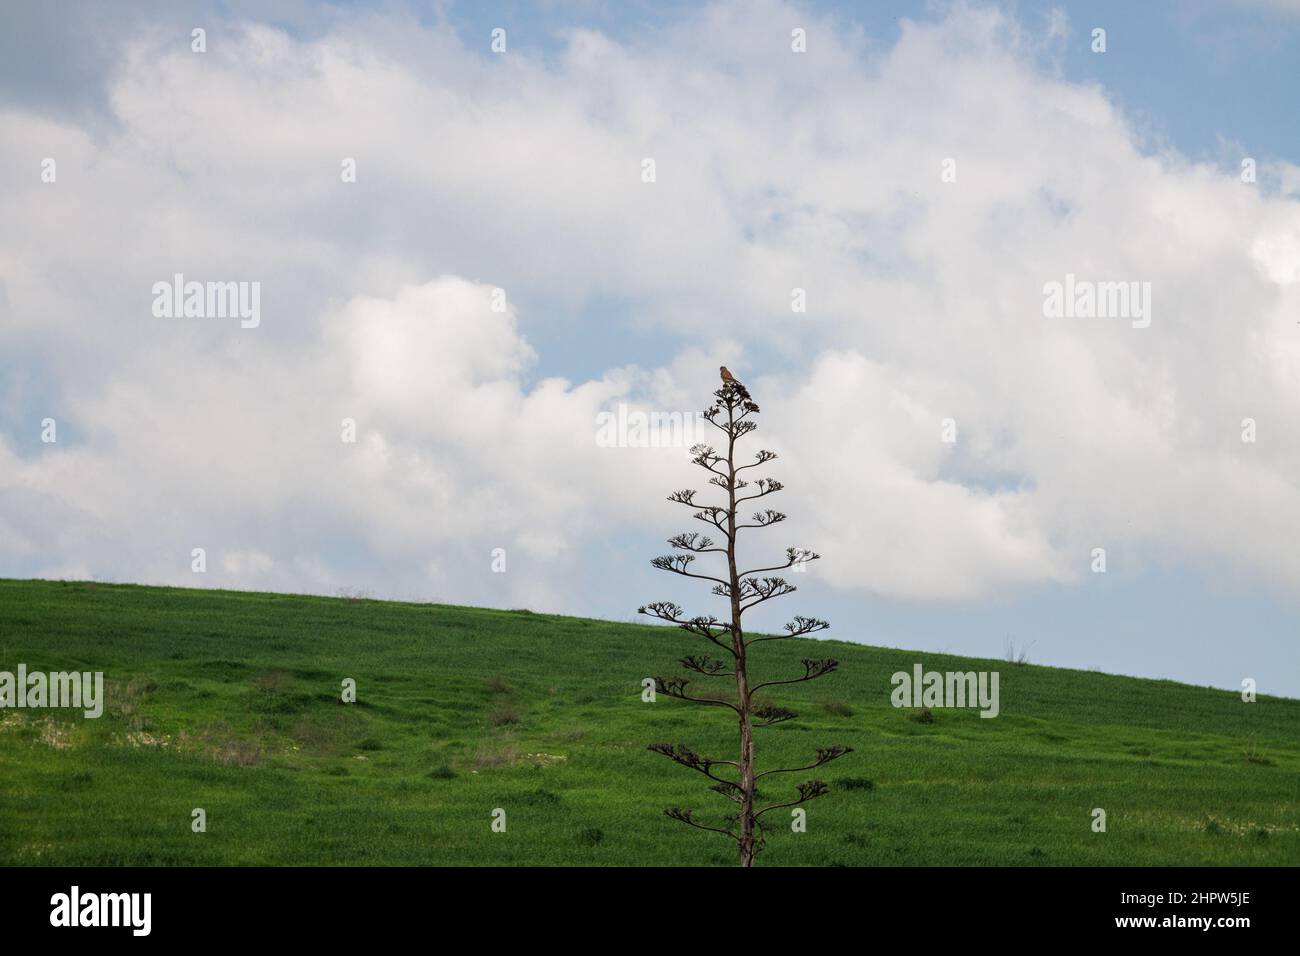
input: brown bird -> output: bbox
[719,365,740,386]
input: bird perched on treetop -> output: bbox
[718,365,758,410]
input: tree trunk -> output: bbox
[726,398,755,867]
[736,641,755,867]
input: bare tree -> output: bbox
[639,379,851,866]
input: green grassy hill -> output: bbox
[0,578,1296,866]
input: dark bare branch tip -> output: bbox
[754,703,798,727]
[815,744,853,764]
[796,779,830,802]
[680,654,730,676]
[784,615,830,635]
[800,657,840,680]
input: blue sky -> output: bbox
[428,0,1300,381]
[1,0,1298,697]
[433,0,1300,159]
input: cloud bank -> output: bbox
[2,1,1298,622]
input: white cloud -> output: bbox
[1,1,1299,612]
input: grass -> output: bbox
[0,577,1297,866]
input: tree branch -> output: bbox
[752,703,797,728]
[736,478,784,503]
[754,745,852,780]
[663,807,739,841]
[652,676,741,713]
[754,779,832,818]
[648,743,741,787]
[736,509,786,530]
[750,657,839,692]
[739,548,819,578]
[738,575,797,613]
[734,449,778,472]
[679,654,734,678]
[746,615,830,644]
[668,532,726,554]
[689,443,729,478]
[650,553,730,587]
[638,604,737,656]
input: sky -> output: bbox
[1,0,1298,696]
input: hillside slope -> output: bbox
[0,578,1296,866]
